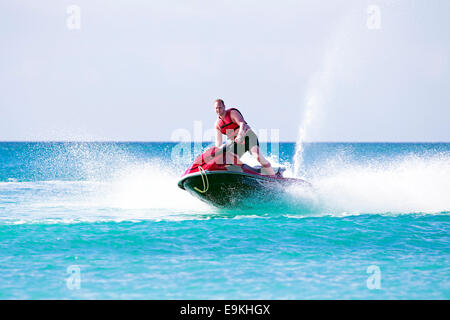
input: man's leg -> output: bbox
[249,145,275,176]
[223,139,244,165]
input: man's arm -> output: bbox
[230,110,249,143]
[215,122,223,147]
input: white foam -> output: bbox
[0,160,213,223]
[307,154,450,214]
[102,160,210,211]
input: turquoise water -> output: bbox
[0,142,449,299]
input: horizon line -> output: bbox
[0,140,449,144]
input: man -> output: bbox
[214,99,275,176]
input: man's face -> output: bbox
[215,101,225,117]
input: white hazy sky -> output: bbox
[1,0,449,142]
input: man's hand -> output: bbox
[234,135,244,144]
[230,110,249,145]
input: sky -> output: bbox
[1,0,449,142]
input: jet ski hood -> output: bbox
[182,146,230,176]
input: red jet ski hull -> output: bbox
[178,169,308,207]
[177,145,310,207]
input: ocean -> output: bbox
[0,142,449,299]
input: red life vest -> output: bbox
[217,108,246,138]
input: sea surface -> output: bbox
[0,142,449,299]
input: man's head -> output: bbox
[214,99,226,117]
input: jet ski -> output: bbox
[177,142,311,207]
